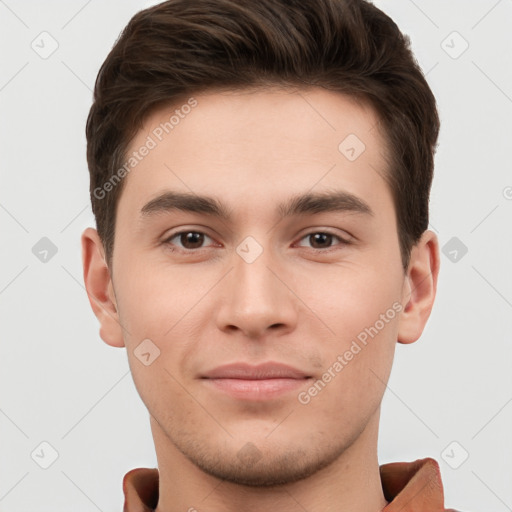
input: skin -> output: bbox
[82,87,440,512]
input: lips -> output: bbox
[200,362,311,401]
[201,362,311,380]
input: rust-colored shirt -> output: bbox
[123,457,459,512]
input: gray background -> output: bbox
[1,0,511,510]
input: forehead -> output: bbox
[118,87,392,220]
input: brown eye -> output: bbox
[165,231,213,250]
[296,231,349,250]
[180,232,204,249]
[309,233,334,249]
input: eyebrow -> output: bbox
[140,190,373,220]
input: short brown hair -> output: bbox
[86,0,440,270]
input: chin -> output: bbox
[177,438,347,487]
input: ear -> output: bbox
[81,227,125,348]
[397,230,440,344]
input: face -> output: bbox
[83,87,437,486]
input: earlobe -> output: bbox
[81,227,125,348]
[397,230,440,344]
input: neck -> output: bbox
[152,410,388,512]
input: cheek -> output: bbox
[299,352,392,440]
[113,259,216,399]
[113,254,210,341]
[295,259,403,339]
[294,262,401,403]
[297,310,398,433]
[127,357,197,432]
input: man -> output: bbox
[82,0,458,510]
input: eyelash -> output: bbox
[162,229,351,253]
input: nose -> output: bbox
[215,241,299,339]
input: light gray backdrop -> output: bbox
[1,1,511,510]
